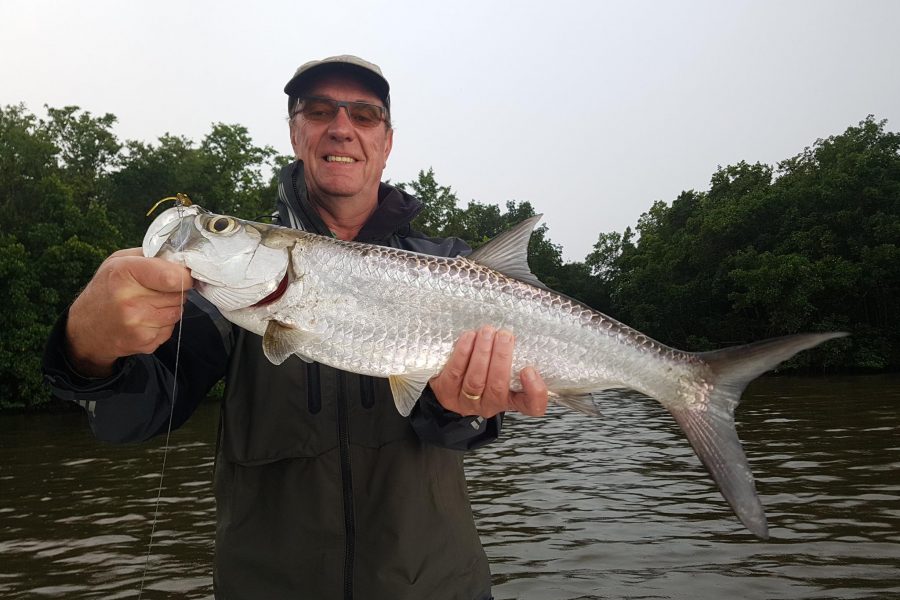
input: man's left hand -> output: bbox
[429,325,548,418]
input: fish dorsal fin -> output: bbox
[388,370,434,417]
[465,215,548,290]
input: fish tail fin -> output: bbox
[665,332,848,539]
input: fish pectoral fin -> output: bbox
[262,320,316,365]
[549,392,602,416]
[388,371,433,417]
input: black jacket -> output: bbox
[42,161,498,600]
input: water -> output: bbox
[1,375,897,599]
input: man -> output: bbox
[42,55,549,600]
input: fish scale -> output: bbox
[143,204,848,539]
[309,245,591,383]
[296,238,704,397]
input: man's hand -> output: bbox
[429,325,548,418]
[65,248,194,378]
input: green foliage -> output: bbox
[0,105,278,408]
[404,167,462,236]
[108,125,280,246]
[406,168,566,287]
[1,105,897,408]
[42,105,121,199]
[0,104,59,235]
[604,116,899,370]
[0,104,126,407]
[0,234,53,406]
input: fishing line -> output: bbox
[138,202,187,598]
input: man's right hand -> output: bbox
[65,248,194,378]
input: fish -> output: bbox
[143,203,847,539]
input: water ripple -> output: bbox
[467,375,900,599]
[1,376,898,599]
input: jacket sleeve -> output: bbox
[41,292,232,443]
[409,389,503,451]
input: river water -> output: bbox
[1,375,898,599]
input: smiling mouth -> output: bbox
[325,155,357,163]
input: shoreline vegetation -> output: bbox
[2,105,897,410]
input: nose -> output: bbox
[327,105,355,140]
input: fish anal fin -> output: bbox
[262,320,315,365]
[549,392,602,417]
[466,215,548,289]
[388,370,433,417]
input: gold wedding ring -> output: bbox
[462,390,482,402]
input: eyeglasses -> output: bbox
[291,96,388,128]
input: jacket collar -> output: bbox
[276,160,422,243]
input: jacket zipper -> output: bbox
[337,371,355,600]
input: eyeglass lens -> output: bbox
[298,97,385,128]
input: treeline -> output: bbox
[0,105,896,408]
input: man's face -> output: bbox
[289,74,393,204]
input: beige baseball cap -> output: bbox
[284,54,390,111]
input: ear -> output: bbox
[383,127,393,167]
[289,119,302,159]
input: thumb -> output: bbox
[110,247,144,259]
[127,257,194,293]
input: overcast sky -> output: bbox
[2,0,898,260]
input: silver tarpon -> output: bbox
[143,204,847,538]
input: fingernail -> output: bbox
[497,330,513,344]
[521,367,535,382]
[480,326,496,339]
[457,331,476,348]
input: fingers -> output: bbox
[147,291,192,310]
[65,250,193,377]
[145,303,189,328]
[122,320,180,355]
[109,247,143,259]
[478,329,514,417]
[428,331,477,415]
[509,367,549,417]
[123,256,194,293]
[430,325,549,419]
[106,257,191,326]
[442,330,478,386]
[458,326,497,408]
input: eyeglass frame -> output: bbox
[290,96,391,129]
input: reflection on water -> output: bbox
[471,376,900,600]
[1,375,898,599]
[0,410,218,600]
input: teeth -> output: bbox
[326,156,356,163]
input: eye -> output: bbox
[351,113,377,126]
[207,216,238,235]
[349,103,383,127]
[302,99,338,122]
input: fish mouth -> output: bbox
[142,206,203,258]
[252,273,289,307]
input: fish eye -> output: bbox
[207,216,238,235]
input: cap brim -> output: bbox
[284,62,389,105]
